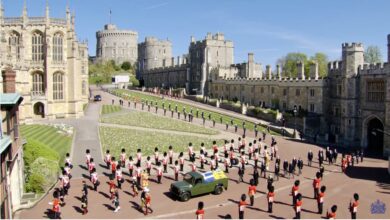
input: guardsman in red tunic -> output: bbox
[173,160,180,181]
[188,143,194,161]
[224,154,230,173]
[295,193,303,219]
[349,193,359,219]
[327,205,337,219]
[210,155,216,171]
[200,150,206,169]
[154,147,159,165]
[212,141,218,153]
[131,176,139,197]
[65,153,73,169]
[111,157,118,176]
[127,156,134,177]
[104,150,111,169]
[168,145,174,164]
[189,162,197,172]
[248,179,256,206]
[51,196,61,219]
[196,201,205,219]
[248,142,253,160]
[162,152,168,173]
[155,162,163,184]
[91,168,99,191]
[291,180,300,206]
[136,148,142,167]
[88,158,95,177]
[179,152,185,171]
[146,156,152,175]
[238,194,247,219]
[120,148,126,167]
[85,149,91,166]
[229,146,235,168]
[267,185,275,213]
[317,186,326,214]
[313,172,321,199]
[115,165,124,189]
[109,177,116,200]
[135,165,142,186]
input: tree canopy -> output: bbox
[364,46,382,64]
[277,52,328,78]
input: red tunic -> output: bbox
[196,209,205,219]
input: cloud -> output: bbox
[145,2,169,10]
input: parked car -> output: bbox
[170,170,228,201]
[94,95,102,101]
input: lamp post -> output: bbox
[293,106,297,138]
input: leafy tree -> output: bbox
[364,46,382,64]
[310,52,328,77]
[121,61,132,71]
[278,53,308,78]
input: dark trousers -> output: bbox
[268,202,273,213]
[314,188,318,199]
[169,157,173,164]
[175,173,178,181]
[164,164,167,173]
[129,169,133,177]
[292,196,297,206]
[250,195,254,206]
[318,202,323,214]
[296,210,301,219]
[239,211,244,219]
[201,161,204,169]
[157,175,162,184]
[137,176,141,186]
[106,162,110,169]
[93,183,97,191]
[351,212,357,219]
[180,164,184,171]
[147,168,151,175]
[225,166,229,173]
[117,179,122,189]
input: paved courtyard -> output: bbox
[17,87,390,219]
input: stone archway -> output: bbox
[33,102,45,118]
[366,117,384,155]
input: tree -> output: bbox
[364,46,382,64]
[310,52,328,77]
[121,61,132,71]
[278,53,308,78]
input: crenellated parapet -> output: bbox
[358,62,390,75]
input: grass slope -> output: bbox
[101,111,219,135]
[20,124,72,165]
[99,126,224,156]
[101,105,122,115]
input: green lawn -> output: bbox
[101,104,122,115]
[20,124,73,165]
[101,111,219,135]
[112,89,278,135]
[99,126,225,156]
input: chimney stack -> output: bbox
[2,68,16,93]
[297,61,305,80]
[171,57,175,66]
[276,65,282,79]
[310,62,319,80]
[266,65,272,79]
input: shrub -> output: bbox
[121,61,132,71]
[25,173,46,193]
[24,139,60,169]
[29,157,60,192]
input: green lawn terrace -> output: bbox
[20,124,73,165]
[101,110,219,135]
[99,126,225,156]
[112,89,278,135]
[101,104,122,115]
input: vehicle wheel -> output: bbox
[214,186,223,195]
[181,192,190,202]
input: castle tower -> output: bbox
[387,34,390,63]
[248,53,254,78]
[341,43,364,77]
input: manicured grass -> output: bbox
[99,126,225,156]
[20,124,73,165]
[101,111,219,135]
[112,89,279,135]
[101,105,122,115]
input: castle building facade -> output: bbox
[0,3,89,122]
[96,24,138,65]
[139,32,390,157]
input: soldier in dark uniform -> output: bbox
[307,150,313,167]
[274,163,280,181]
[253,167,259,186]
[212,119,216,127]
[226,122,229,130]
[234,124,238,133]
[283,160,288,177]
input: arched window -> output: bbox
[32,31,44,61]
[52,33,63,61]
[8,31,21,59]
[53,73,64,100]
[32,72,44,95]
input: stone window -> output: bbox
[53,73,64,100]
[8,31,21,59]
[82,80,87,95]
[366,80,385,102]
[309,103,315,112]
[271,87,274,94]
[52,33,63,61]
[283,89,287,96]
[32,31,44,61]
[296,89,300,96]
[32,72,44,95]
[310,89,315,97]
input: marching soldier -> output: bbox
[349,193,359,219]
[162,152,168,173]
[248,179,256,206]
[85,149,91,166]
[146,156,152,175]
[136,148,142,167]
[327,205,337,219]
[307,150,313,167]
[253,167,259,186]
[297,158,304,175]
[104,150,111,169]
[88,158,95,177]
[291,180,300,206]
[91,168,99,191]
[317,186,326,214]
[168,145,174,164]
[127,156,134,177]
[115,165,124,189]
[120,148,126,167]
[224,154,230,173]
[267,185,275,213]
[295,193,303,219]
[283,159,288,177]
[173,160,180,181]
[155,162,163,184]
[154,147,160,165]
[111,157,118,177]
[135,165,142,186]
[248,143,253,160]
[313,172,321,199]
[130,176,139,197]
[179,152,185,171]
[196,201,205,219]
[238,194,248,219]
[200,150,206,169]
[65,153,73,169]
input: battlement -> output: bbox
[342,42,364,51]
[220,76,326,84]
[328,61,343,71]
[358,62,390,75]
[144,37,171,45]
[143,64,188,73]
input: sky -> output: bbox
[3,0,390,66]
